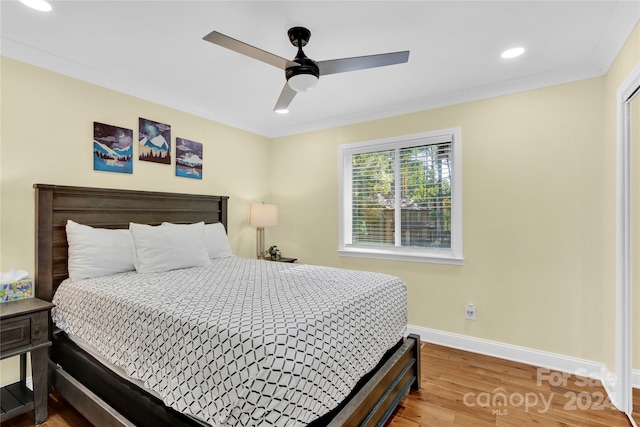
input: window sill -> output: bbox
[337,247,464,265]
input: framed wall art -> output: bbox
[93,122,133,174]
[175,137,203,180]
[139,117,171,164]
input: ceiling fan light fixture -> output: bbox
[275,108,289,114]
[287,73,319,92]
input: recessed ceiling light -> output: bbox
[275,109,289,114]
[20,0,52,12]
[501,47,525,59]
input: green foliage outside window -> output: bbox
[352,143,452,248]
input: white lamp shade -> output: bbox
[249,203,278,227]
[287,74,319,92]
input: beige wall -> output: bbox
[270,78,607,363]
[0,57,271,385]
[0,22,638,387]
[270,23,639,371]
[0,57,271,268]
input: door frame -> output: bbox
[615,61,640,418]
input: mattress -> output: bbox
[64,332,165,401]
[51,257,407,427]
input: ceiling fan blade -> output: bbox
[274,83,297,112]
[203,31,298,70]
[317,51,409,76]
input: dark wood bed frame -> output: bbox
[34,184,421,427]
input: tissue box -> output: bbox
[0,279,34,302]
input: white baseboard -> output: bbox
[407,324,619,407]
[633,368,640,389]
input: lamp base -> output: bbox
[256,227,265,259]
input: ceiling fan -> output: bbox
[202,27,410,113]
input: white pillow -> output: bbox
[66,220,136,280]
[129,222,211,273]
[163,222,233,259]
[205,222,233,258]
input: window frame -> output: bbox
[338,128,463,265]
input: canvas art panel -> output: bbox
[93,122,133,174]
[175,138,203,179]
[139,117,171,164]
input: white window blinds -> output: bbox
[351,142,451,248]
[339,128,462,264]
[351,149,395,246]
[399,142,452,248]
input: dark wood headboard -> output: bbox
[34,184,229,302]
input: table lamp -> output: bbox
[249,202,278,259]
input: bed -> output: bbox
[34,184,420,427]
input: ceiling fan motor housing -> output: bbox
[286,57,319,80]
[285,56,319,92]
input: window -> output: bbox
[339,128,462,264]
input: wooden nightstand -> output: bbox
[0,298,54,424]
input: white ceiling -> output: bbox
[1,1,639,138]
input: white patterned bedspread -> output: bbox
[52,257,407,426]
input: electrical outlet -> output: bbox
[465,303,476,320]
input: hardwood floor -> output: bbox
[389,343,632,426]
[2,392,92,427]
[4,342,634,426]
